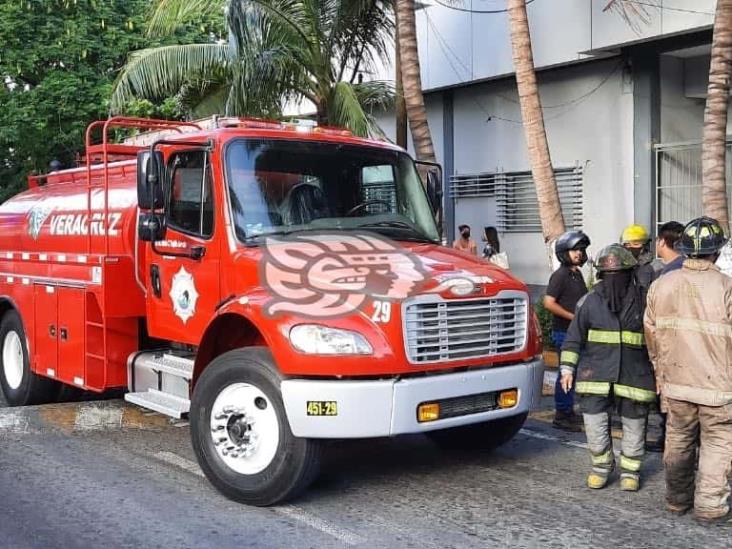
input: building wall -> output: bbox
[660,54,732,143]
[449,59,634,285]
[416,0,716,92]
[376,59,635,286]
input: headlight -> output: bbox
[289,325,373,355]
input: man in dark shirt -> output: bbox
[656,221,684,276]
[544,231,590,431]
[645,220,684,453]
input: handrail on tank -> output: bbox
[83,117,203,257]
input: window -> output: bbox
[225,139,439,243]
[362,165,398,214]
[167,151,214,238]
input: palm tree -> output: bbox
[702,0,732,234]
[111,0,394,137]
[506,0,565,248]
[394,5,408,149]
[395,0,436,162]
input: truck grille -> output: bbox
[403,293,528,363]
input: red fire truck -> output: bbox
[0,117,543,505]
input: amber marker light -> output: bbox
[417,403,440,422]
[498,389,518,409]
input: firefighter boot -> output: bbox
[584,413,614,489]
[619,416,646,492]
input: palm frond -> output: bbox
[352,80,394,111]
[603,0,659,34]
[178,77,231,118]
[111,44,230,113]
[329,81,372,137]
[148,0,227,37]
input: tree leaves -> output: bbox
[113,0,394,137]
[0,0,213,203]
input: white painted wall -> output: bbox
[376,59,635,286]
[416,0,716,91]
[660,55,706,142]
[660,54,732,143]
[452,59,634,285]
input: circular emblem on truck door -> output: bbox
[170,266,199,324]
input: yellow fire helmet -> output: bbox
[620,223,650,245]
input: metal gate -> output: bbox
[655,139,732,233]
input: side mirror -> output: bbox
[138,212,166,242]
[426,171,443,212]
[137,150,164,210]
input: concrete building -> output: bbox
[376,0,730,285]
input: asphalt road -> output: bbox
[0,401,729,549]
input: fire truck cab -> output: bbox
[0,117,544,506]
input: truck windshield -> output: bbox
[225,139,440,243]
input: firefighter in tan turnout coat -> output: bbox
[644,216,732,525]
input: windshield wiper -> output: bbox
[357,220,438,243]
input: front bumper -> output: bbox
[281,358,544,438]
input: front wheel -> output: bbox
[190,347,321,506]
[427,412,528,451]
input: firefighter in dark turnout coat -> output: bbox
[560,244,656,491]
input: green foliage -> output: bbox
[534,297,554,350]
[0,0,215,204]
[111,0,395,137]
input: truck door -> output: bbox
[145,149,220,344]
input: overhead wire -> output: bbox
[424,11,625,123]
[431,0,536,14]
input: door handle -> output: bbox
[150,264,162,298]
[49,325,56,338]
[60,328,68,341]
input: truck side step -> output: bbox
[125,389,190,418]
[127,351,194,402]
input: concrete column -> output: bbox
[443,89,455,244]
[632,52,660,234]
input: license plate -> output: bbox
[306,401,338,416]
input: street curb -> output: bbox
[0,399,181,435]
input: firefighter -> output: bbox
[544,230,591,431]
[621,223,656,289]
[644,217,732,524]
[559,244,656,491]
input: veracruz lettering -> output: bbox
[49,212,122,237]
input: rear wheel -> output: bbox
[427,412,528,451]
[190,347,321,506]
[0,310,60,406]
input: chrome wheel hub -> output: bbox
[210,383,279,475]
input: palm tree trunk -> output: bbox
[702,0,732,235]
[395,0,435,162]
[507,0,565,248]
[395,7,408,149]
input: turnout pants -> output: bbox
[664,398,732,519]
[579,390,651,480]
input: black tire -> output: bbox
[190,347,321,506]
[0,310,60,406]
[427,412,528,451]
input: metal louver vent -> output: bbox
[449,173,500,198]
[363,180,397,212]
[449,165,584,233]
[496,165,584,233]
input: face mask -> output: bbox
[628,247,642,259]
[462,230,470,238]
